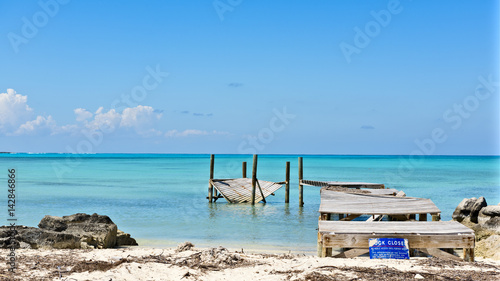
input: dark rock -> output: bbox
[38,215,68,232]
[0,226,80,249]
[481,217,500,233]
[116,230,138,246]
[0,213,137,249]
[470,197,487,223]
[480,205,500,217]
[63,213,114,224]
[452,197,487,223]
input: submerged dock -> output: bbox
[210,178,282,204]
[207,154,289,204]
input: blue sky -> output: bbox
[0,0,498,154]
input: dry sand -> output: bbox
[1,243,499,281]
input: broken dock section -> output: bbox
[208,154,290,204]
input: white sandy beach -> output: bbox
[1,244,499,281]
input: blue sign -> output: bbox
[369,238,410,259]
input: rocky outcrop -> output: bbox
[452,197,487,223]
[478,205,500,232]
[453,198,499,260]
[0,213,137,249]
[116,229,138,247]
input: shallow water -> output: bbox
[1,154,498,253]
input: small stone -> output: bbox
[415,273,425,279]
[176,241,194,252]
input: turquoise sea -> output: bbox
[1,154,499,254]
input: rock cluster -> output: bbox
[0,213,138,249]
[452,197,500,260]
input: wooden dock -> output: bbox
[319,192,441,219]
[316,186,475,261]
[208,154,289,204]
[211,178,283,204]
[318,221,475,261]
[297,156,386,206]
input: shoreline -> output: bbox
[1,245,499,280]
[135,239,318,255]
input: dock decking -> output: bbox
[319,192,441,217]
[321,187,400,196]
[301,179,385,189]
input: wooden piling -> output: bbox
[285,161,290,203]
[208,154,214,202]
[298,157,304,207]
[251,154,258,204]
[242,162,247,178]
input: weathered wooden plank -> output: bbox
[319,192,441,215]
[418,248,463,261]
[321,188,399,197]
[321,234,475,249]
[302,180,385,189]
[318,221,474,235]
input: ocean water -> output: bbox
[1,154,499,254]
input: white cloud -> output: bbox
[1,89,163,137]
[14,115,57,136]
[77,105,163,136]
[165,129,230,138]
[74,108,93,122]
[0,89,34,133]
[86,107,121,132]
[120,105,162,129]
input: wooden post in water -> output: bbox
[251,154,258,204]
[285,161,290,203]
[242,162,247,178]
[208,154,215,202]
[298,157,304,207]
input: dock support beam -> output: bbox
[298,157,304,207]
[242,161,247,178]
[208,154,214,202]
[285,161,290,203]
[251,154,258,205]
